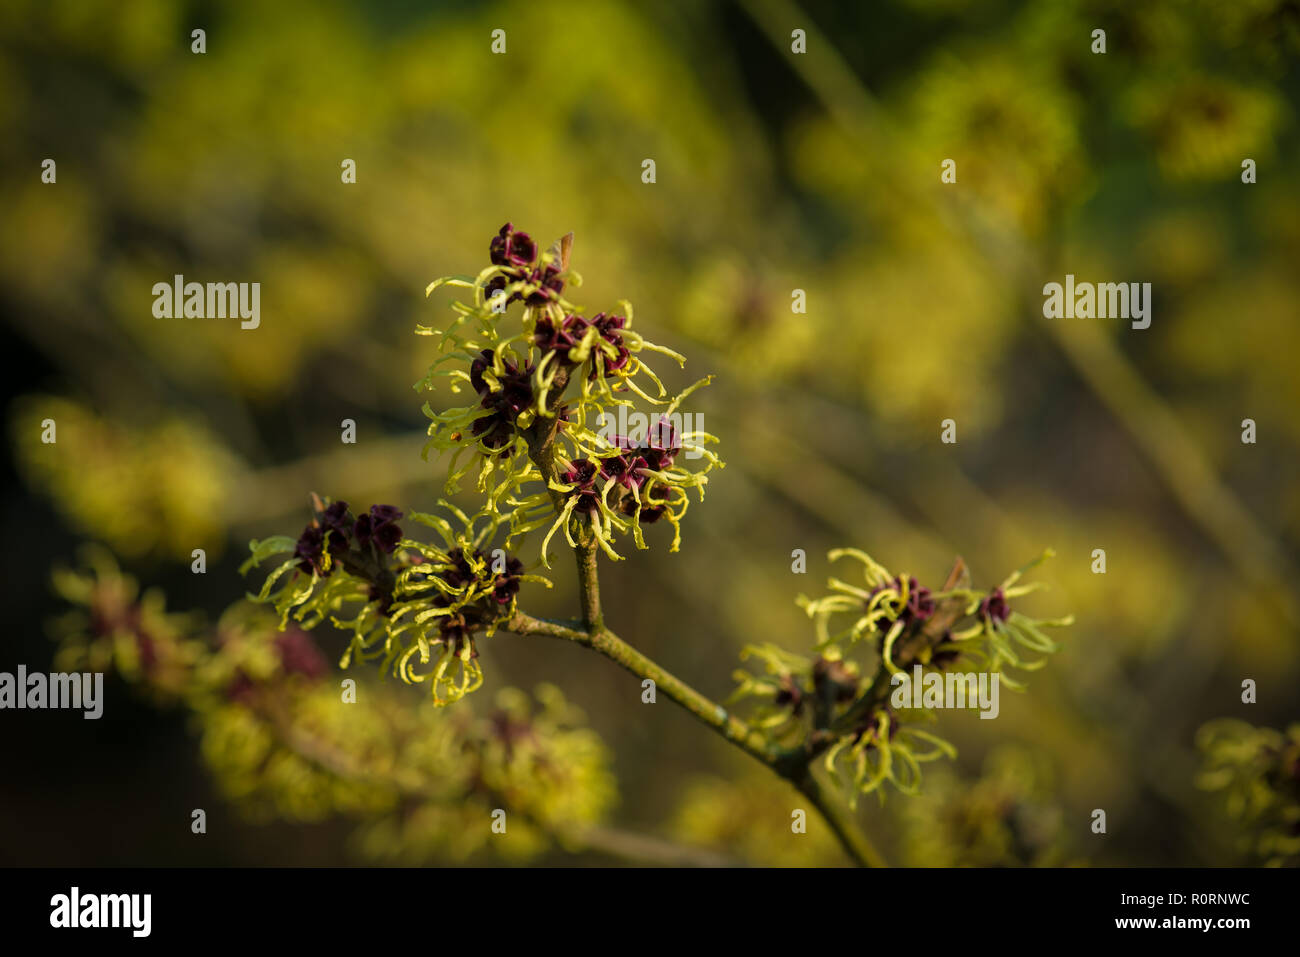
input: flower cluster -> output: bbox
[50,545,204,702]
[730,548,1072,803]
[282,499,409,618]
[244,498,547,705]
[49,550,346,719]
[418,223,722,564]
[292,501,403,578]
[531,412,709,560]
[466,348,537,454]
[801,548,1071,689]
[533,309,633,381]
[48,554,612,859]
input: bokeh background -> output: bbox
[2,0,1298,866]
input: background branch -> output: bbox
[257,693,737,866]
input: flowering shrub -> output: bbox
[244,495,545,705]
[416,222,721,561]
[730,549,1071,805]
[241,224,727,710]
[227,224,1078,864]
[50,225,1074,866]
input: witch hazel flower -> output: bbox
[245,499,549,706]
[467,348,537,451]
[727,644,845,734]
[722,548,1074,802]
[355,505,404,554]
[489,222,538,271]
[799,550,945,658]
[561,301,690,409]
[293,500,354,576]
[418,223,722,564]
[376,507,545,704]
[218,222,1083,866]
[944,552,1075,691]
[419,346,545,507]
[820,706,958,805]
[799,548,1072,685]
[535,455,632,562]
[531,414,719,565]
[535,391,721,562]
[534,310,632,380]
[485,222,565,307]
[726,633,957,803]
[423,222,695,420]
